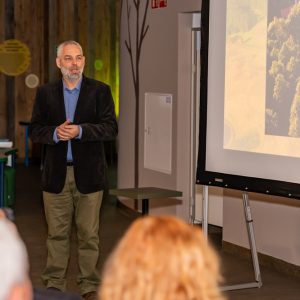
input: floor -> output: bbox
[12,163,300,299]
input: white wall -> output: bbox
[119,1,300,266]
[119,0,201,219]
[223,190,300,266]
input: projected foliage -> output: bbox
[226,0,265,36]
[266,1,300,137]
[198,0,300,200]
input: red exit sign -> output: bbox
[152,0,167,9]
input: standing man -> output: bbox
[29,40,118,300]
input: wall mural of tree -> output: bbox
[122,0,150,187]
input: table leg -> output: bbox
[142,198,149,215]
[0,162,4,207]
[25,126,29,167]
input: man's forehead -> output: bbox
[63,53,83,57]
[62,45,83,55]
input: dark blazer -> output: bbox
[29,76,118,194]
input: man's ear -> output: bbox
[56,57,61,69]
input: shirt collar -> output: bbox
[62,78,82,92]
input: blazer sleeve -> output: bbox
[80,84,118,142]
[29,87,57,145]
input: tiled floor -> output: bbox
[13,163,300,299]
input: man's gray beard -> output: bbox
[61,67,83,82]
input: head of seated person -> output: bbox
[0,210,33,300]
[100,215,225,300]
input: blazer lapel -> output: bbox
[74,76,88,123]
[53,79,67,123]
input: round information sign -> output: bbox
[0,39,31,76]
[25,73,39,88]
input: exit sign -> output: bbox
[152,0,167,9]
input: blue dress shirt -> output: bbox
[53,79,83,162]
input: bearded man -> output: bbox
[29,40,118,300]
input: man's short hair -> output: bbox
[56,40,83,57]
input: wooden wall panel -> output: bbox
[86,0,95,77]
[73,0,79,42]
[0,0,7,138]
[5,0,15,143]
[14,0,46,160]
[110,0,120,114]
[78,0,88,62]
[62,0,74,40]
[48,0,59,81]
[48,0,80,81]
[59,0,75,41]
[1,0,120,160]
[94,0,110,83]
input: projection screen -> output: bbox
[196,0,300,199]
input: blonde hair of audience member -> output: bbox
[100,215,225,300]
[0,211,33,300]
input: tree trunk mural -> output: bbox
[123,0,150,187]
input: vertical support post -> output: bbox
[24,125,29,167]
[142,198,149,215]
[0,157,7,208]
[0,164,4,207]
[190,194,196,224]
[5,0,15,143]
[202,185,209,236]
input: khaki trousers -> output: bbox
[42,166,103,294]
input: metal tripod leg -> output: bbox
[202,185,209,236]
[221,192,262,291]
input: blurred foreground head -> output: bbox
[0,212,32,300]
[100,215,224,300]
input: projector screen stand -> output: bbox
[202,186,262,291]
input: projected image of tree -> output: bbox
[266,0,300,137]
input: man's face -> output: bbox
[56,44,85,81]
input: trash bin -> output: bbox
[3,166,15,207]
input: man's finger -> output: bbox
[60,119,72,128]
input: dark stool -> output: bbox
[109,187,182,215]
